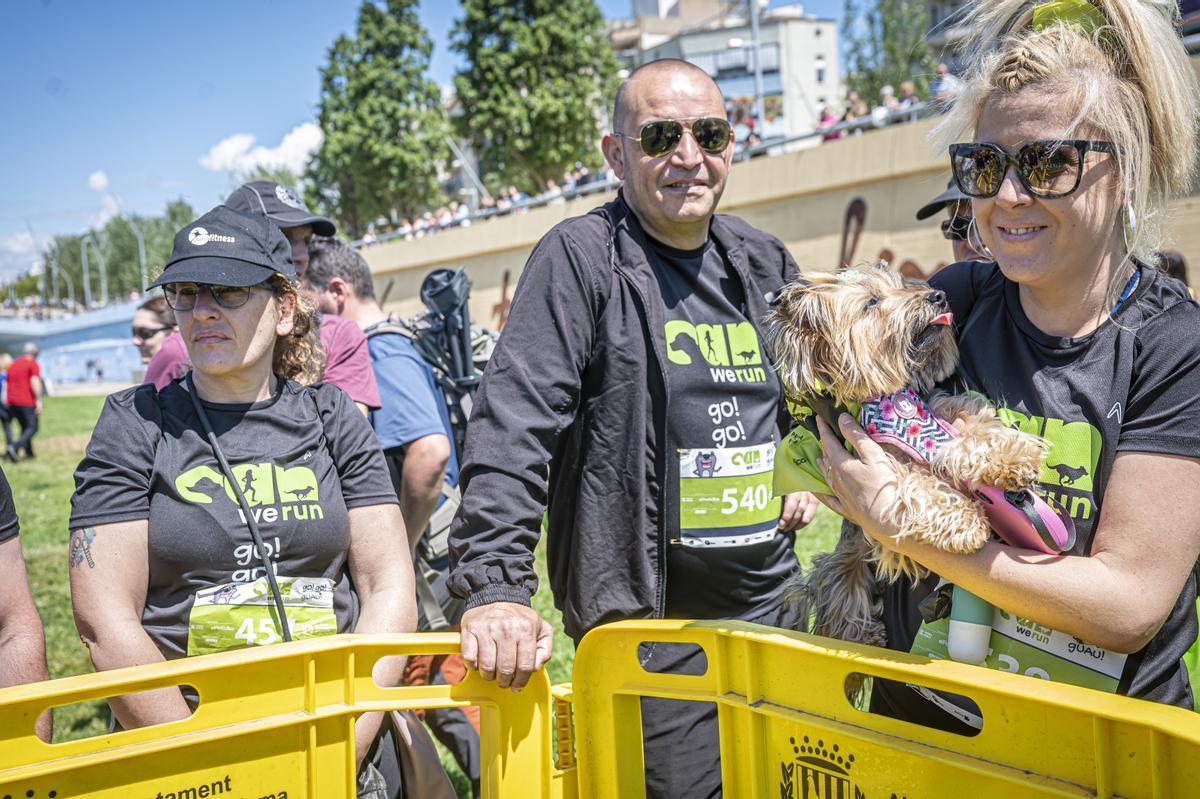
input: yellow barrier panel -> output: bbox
[571,620,1200,799]
[0,634,576,799]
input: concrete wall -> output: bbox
[362,118,1200,327]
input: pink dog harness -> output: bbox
[858,388,1075,554]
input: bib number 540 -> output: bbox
[720,484,771,515]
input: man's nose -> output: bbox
[670,125,704,167]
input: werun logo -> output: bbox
[275,184,305,210]
[188,227,236,246]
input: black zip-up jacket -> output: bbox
[447,193,801,641]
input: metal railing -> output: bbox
[353,100,941,249]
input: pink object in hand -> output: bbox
[859,388,1075,554]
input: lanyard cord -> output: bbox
[1111,268,1141,317]
[186,373,292,642]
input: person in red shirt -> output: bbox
[143,181,380,415]
[6,343,42,462]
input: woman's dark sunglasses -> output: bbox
[617,117,732,158]
[940,215,972,241]
[950,140,1117,199]
[162,282,266,312]
[131,324,173,341]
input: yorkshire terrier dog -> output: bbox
[767,263,1048,649]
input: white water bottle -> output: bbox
[947,585,992,665]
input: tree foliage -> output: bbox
[842,0,937,104]
[305,0,451,238]
[451,0,620,192]
[239,164,301,190]
[17,200,195,307]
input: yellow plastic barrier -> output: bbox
[0,633,576,799]
[4,623,1199,798]
[570,620,1200,799]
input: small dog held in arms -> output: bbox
[768,263,1049,649]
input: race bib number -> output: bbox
[911,609,1127,693]
[677,442,781,548]
[187,576,337,656]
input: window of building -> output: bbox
[815,55,826,85]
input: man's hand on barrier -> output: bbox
[460,602,553,691]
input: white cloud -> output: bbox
[199,122,323,175]
[89,194,120,228]
[0,231,48,282]
[88,170,109,192]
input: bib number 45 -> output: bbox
[235,616,281,647]
[721,484,771,515]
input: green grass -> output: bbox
[13,395,1200,762]
[14,394,111,740]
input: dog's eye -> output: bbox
[865,297,880,310]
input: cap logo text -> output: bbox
[188,227,236,246]
[274,185,305,210]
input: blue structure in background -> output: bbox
[0,300,141,387]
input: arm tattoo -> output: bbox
[70,528,97,569]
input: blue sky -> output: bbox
[0,0,843,279]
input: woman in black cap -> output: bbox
[67,206,417,793]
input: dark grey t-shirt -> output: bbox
[0,466,17,544]
[875,262,1200,726]
[70,378,397,660]
[648,236,796,618]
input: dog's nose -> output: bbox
[926,289,947,307]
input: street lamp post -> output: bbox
[49,255,76,309]
[126,217,148,292]
[80,235,109,307]
[748,0,766,134]
[80,235,93,307]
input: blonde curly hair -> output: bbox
[269,274,325,384]
[935,0,1200,296]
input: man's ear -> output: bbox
[601,132,626,180]
[328,277,351,314]
[328,277,350,301]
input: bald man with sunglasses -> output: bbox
[448,59,816,797]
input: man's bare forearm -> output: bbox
[0,624,51,740]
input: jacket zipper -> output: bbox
[613,264,671,620]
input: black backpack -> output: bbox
[364,268,497,631]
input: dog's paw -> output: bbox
[932,417,1047,491]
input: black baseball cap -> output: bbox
[147,205,298,289]
[225,180,336,236]
[916,178,970,220]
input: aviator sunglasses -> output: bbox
[162,282,269,312]
[950,140,1117,199]
[615,117,732,158]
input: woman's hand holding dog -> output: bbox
[814,415,906,550]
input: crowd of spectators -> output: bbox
[816,63,963,142]
[359,162,618,247]
[361,65,963,248]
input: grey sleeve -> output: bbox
[315,384,398,508]
[447,228,603,608]
[69,388,158,529]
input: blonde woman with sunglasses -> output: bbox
[813,0,1200,731]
